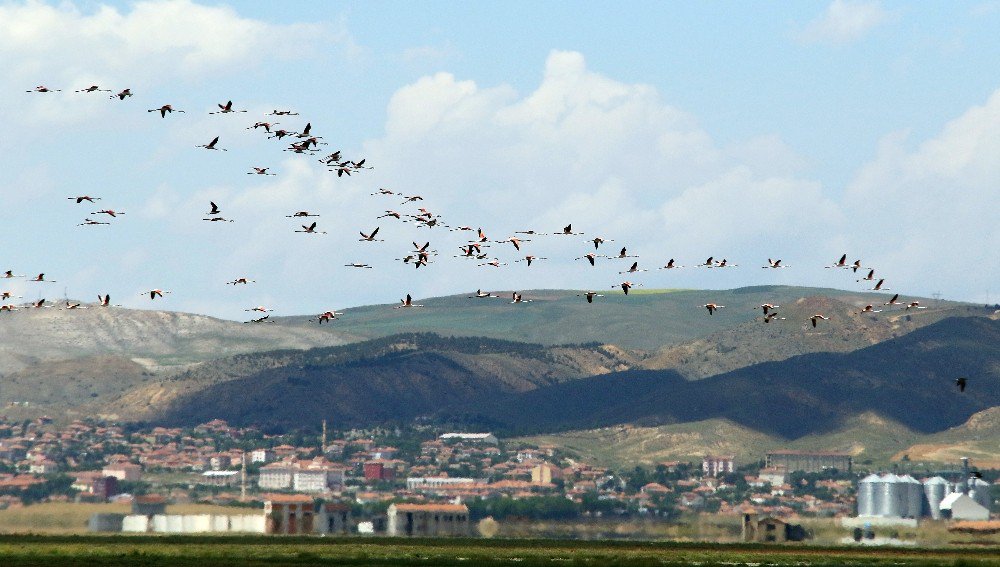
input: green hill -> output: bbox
[279,285,976,351]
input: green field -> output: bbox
[0,535,998,566]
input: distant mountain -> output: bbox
[123,317,1000,446]
[278,286,979,351]
[0,305,354,374]
[641,295,988,379]
[517,412,925,468]
[137,333,643,427]
[465,317,1000,438]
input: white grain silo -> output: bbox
[879,474,902,517]
[857,474,881,516]
[922,476,949,520]
[900,475,922,518]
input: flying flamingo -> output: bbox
[75,85,110,93]
[905,302,927,310]
[618,281,639,295]
[310,310,344,323]
[809,314,830,327]
[78,218,110,226]
[859,304,883,313]
[884,293,903,307]
[2,271,24,279]
[619,262,646,274]
[247,167,275,176]
[27,86,60,93]
[0,304,18,312]
[857,269,876,282]
[209,100,247,114]
[559,224,582,235]
[515,255,546,266]
[245,306,272,313]
[62,301,87,310]
[576,253,600,266]
[30,274,55,283]
[577,292,604,303]
[345,263,373,269]
[763,312,786,323]
[68,196,101,203]
[148,104,185,117]
[757,304,779,315]
[503,237,530,251]
[111,89,133,100]
[478,258,507,268]
[144,289,171,299]
[226,278,255,285]
[469,290,499,298]
[703,303,724,315]
[394,294,424,308]
[286,211,319,218]
[97,294,117,307]
[869,279,890,291]
[763,259,787,268]
[825,254,848,269]
[296,222,327,234]
[269,109,299,116]
[589,237,613,249]
[197,136,227,151]
[359,227,383,242]
[658,259,683,270]
[93,209,124,217]
[0,292,20,300]
[511,292,532,304]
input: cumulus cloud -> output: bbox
[0,1,323,83]
[798,0,891,45]
[842,90,1000,302]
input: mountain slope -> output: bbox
[138,333,644,427]
[277,286,980,351]
[0,305,354,373]
[465,317,1000,438]
[641,295,988,379]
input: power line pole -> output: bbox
[240,453,247,502]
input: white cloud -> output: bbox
[0,0,326,88]
[842,89,1000,302]
[799,0,891,45]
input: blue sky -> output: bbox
[1,0,998,319]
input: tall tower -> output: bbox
[321,419,327,456]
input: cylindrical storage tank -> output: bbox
[858,474,881,516]
[970,479,991,510]
[923,477,948,520]
[879,474,901,517]
[900,475,922,518]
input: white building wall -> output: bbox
[122,515,150,532]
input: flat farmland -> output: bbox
[0,536,998,567]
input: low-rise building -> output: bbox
[387,503,470,537]
[765,450,852,473]
[103,463,142,482]
[702,455,735,477]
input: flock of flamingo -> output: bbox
[6,84,935,334]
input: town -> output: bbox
[0,416,994,539]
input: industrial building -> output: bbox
[855,459,993,522]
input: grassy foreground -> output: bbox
[0,536,998,567]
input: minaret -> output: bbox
[321,419,327,456]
